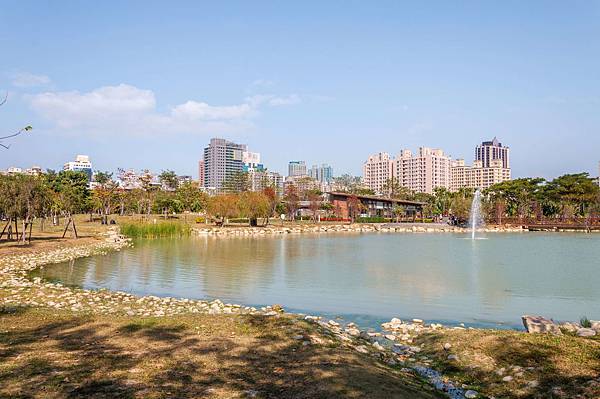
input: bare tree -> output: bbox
[0,92,32,149]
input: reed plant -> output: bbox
[120,221,191,238]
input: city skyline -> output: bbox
[1,2,600,178]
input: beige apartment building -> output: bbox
[362,152,393,194]
[394,147,451,194]
[450,159,511,191]
[363,139,512,195]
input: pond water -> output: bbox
[33,232,600,329]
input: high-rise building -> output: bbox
[288,161,307,177]
[321,164,333,183]
[394,147,452,194]
[308,164,334,183]
[450,159,511,192]
[63,155,93,181]
[451,138,512,191]
[476,137,510,169]
[362,152,394,195]
[200,138,248,190]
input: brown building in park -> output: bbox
[326,192,424,220]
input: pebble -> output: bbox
[447,354,459,361]
[502,375,513,382]
[464,390,478,398]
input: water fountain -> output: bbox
[469,188,483,239]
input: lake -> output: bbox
[33,232,600,329]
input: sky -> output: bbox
[1,1,599,179]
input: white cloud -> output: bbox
[12,72,51,88]
[245,94,301,107]
[171,101,253,120]
[28,84,301,135]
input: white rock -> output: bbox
[464,390,478,398]
[576,328,596,337]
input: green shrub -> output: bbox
[581,316,592,328]
[228,218,250,224]
[120,222,192,238]
[356,217,391,223]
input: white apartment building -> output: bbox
[63,155,93,181]
[362,152,394,194]
[394,147,451,194]
[450,159,511,192]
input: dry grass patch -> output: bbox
[0,307,442,399]
[414,328,600,398]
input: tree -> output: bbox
[485,178,545,220]
[93,171,119,224]
[153,191,182,217]
[544,173,600,219]
[331,174,372,194]
[283,184,300,221]
[433,187,452,217]
[320,202,334,218]
[449,188,472,222]
[0,174,50,243]
[307,189,322,222]
[0,93,33,149]
[45,170,91,237]
[382,178,412,199]
[176,181,208,213]
[159,170,179,191]
[223,171,250,193]
[238,191,271,226]
[347,195,363,223]
[392,204,405,222]
[206,194,240,225]
[262,186,278,226]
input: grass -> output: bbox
[0,307,442,399]
[120,221,192,238]
[413,328,600,398]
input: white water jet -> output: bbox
[469,189,484,240]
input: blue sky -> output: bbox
[1,1,599,178]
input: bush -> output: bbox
[356,217,391,223]
[195,217,206,224]
[228,218,250,224]
[120,222,192,238]
[581,316,592,328]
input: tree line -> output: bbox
[2,169,598,244]
[380,173,600,223]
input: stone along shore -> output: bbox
[192,223,524,236]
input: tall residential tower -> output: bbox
[476,137,510,169]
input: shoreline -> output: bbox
[2,226,599,398]
[191,222,600,236]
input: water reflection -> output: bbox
[34,233,600,328]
